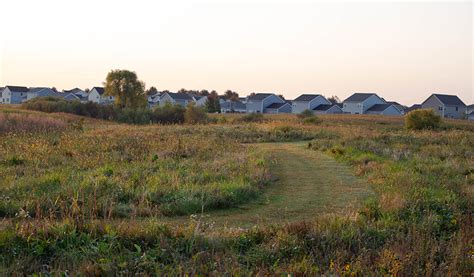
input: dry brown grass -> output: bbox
[0,112,69,134]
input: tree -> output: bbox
[146,86,158,96]
[104,69,146,109]
[327,95,340,104]
[224,90,239,101]
[205,90,221,113]
[278,94,286,100]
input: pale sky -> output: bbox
[0,0,472,105]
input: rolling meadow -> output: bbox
[0,106,472,275]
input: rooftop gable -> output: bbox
[366,103,394,112]
[247,93,274,101]
[343,93,379,103]
[293,94,323,102]
[431,94,466,106]
[91,87,105,95]
[5,85,29,93]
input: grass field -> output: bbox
[0,105,472,275]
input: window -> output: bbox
[455,107,458,111]
[438,106,443,111]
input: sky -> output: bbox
[0,0,472,105]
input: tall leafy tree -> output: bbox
[104,70,146,109]
[146,86,158,96]
[224,90,239,101]
[205,90,221,113]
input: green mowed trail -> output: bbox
[165,142,372,228]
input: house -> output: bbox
[192,95,208,107]
[467,111,474,121]
[405,104,422,113]
[292,94,331,114]
[1,86,29,104]
[26,87,58,101]
[147,92,162,108]
[421,94,466,119]
[220,100,247,113]
[88,87,115,104]
[159,92,194,107]
[466,104,474,115]
[246,93,285,113]
[312,103,343,115]
[264,102,292,114]
[342,93,386,114]
[386,101,405,114]
[365,104,403,116]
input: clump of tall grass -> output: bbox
[0,112,68,134]
[405,109,441,130]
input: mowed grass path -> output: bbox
[166,142,372,228]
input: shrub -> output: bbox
[236,113,265,123]
[297,109,314,119]
[151,104,185,124]
[302,116,322,125]
[184,104,209,124]
[405,109,441,130]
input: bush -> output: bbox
[236,113,265,123]
[184,104,209,124]
[151,104,185,124]
[297,109,314,119]
[302,116,322,125]
[405,109,441,130]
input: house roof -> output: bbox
[92,87,105,95]
[406,104,422,112]
[467,104,474,109]
[293,94,323,102]
[431,94,466,106]
[266,102,289,109]
[343,93,378,103]
[5,85,29,93]
[313,104,341,111]
[167,92,193,100]
[366,104,394,112]
[63,88,85,94]
[247,93,274,101]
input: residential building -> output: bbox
[220,100,247,113]
[312,103,343,114]
[292,94,331,114]
[192,95,208,107]
[1,86,29,104]
[159,92,194,107]
[365,104,403,116]
[88,87,115,104]
[421,94,466,119]
[264,102,292,114]
[246,93,285,113]
[405,104,422,113]
[342,93,386,114]
[27,87,58,101]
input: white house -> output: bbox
[159,92,194,107]
[246,93,285,113]
[192,95,208,107]
[1,86,29,104]
[312,104,343,115]
[88,87,115,104]
[365,104,403,116]
[421,94,466,119]
[342,93,386,114]
[292,94,331,114]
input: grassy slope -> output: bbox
[163,142,371,227]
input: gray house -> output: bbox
[27,87,58,101]
[265,102,292,114]
[421,94,466,119]
[159,92,194,107]
[220,100,247,113]
[291,94,331,114]
[342,93,386,114]
[312,103,343,114]
[1,86,29,104]
[365,104,403,116]
[405,104,421,113]
[246,93,285,113]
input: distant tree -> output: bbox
[146,86,158,96]
[200,90,210,96]
[51,87,58,93]
[278,94,286,100]
[224,90,239,101]
[205,90,221,113]
[85,88,90,93]
[327,95,340,104]
[104,69,146,109]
